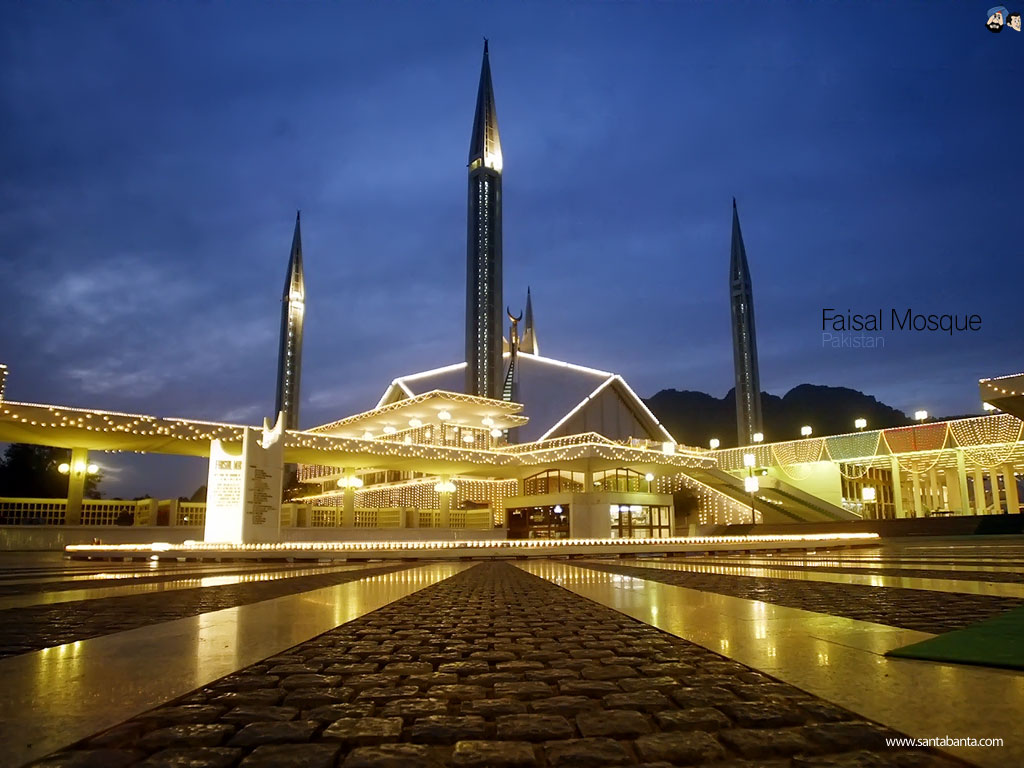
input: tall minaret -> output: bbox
[521,287,538,355]
[275,211,305,431]
[465,39,504,399]
[730,199,763,445]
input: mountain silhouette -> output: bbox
[645,384,911,449]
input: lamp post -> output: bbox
[709,438,720,450]
[855,418,867,431]
[800,425,812,438]
[743,453,757,525]
[752,432,764,444]
[914,410,928,423]
[645,472,654,493]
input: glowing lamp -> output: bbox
[800,425,812,437]
[861,487,876,502]
[382,426,397,435]
[644,472,655,482]
[490,428,503,438]
[482,416,494,427]
[709,438,720,450]
[914,410,928,422]
[744,476,759,493]
[58,462,70,474]
[438,411,451,421]
[408,418,423,428]
[752,432,764,443]
[87,464,99,474]
[854,418,867,430]
[743,453,756,468]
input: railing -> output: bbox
[0,498,162,526]
[0,498,494,530]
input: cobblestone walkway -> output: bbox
[32,562,964,768]
[575,562,1022,635]
[0,564,410,659]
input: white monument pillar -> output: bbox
[889,456,905,519]
[972,467,986,514]
[1004,466,1019,515]
[204,414,284,544]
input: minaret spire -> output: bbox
[521,287,538,355]
[275,210,305,432]
[730,199,763,445]
[465,40,504,398]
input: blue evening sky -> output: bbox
[1,2,1021,497]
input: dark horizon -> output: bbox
[1,2,1021,498]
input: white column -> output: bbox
[439,476,451,529]
[911,473,923,518]
[988,469,1003,513]
[342,487,355,528]
[1003,466,1019,515]
[972,467,986,514]
[889,456,905,519]
[65,448,89,526]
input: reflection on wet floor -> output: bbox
[0,563,380,610]
[595,557,1024,598]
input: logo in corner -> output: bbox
[987,6,1008,32]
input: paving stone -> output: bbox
[717,700,809,728]
[381,661,434,676]
[439,660,492,675]
[301,702,375,722]
[469,650,518,662]
[802,721,893,752]
[210,690,283,707]
[528,696,600,716]
[221,705,298,724]
[281,687,353,708]
[354,685,420,704]
[602,690,673,713]
[227,720,319,747]
[212,675,279,691]
[28,751,143,768]
[85,722,151,748]
[670,686,739,708]
[138,748,241,768]
[451,740,538,767]
[792,753,903,768]
[493,681,553,700]
[135,706,227,726]
[719,726,815,758]
[342,743,444,768]
[138,725,235,751]
[544,738,633,767]
[321,716,403,746]
[496,714,575,742]
[406,715,488,743]
[634,731,727,763]
[655,707,731,732]
[379,697,450,723]
[576,709,651,738]
[558,680,621,697]
[496,660,546,672]
[279,674,341,690]
[465,672,524,685]
[269,663,323,675]
[620,676,679,693]
[579,665,635,681]
[239,743,340,768]
[524,668,579,683]
[426,684,488,701]
[462,697,528,717]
